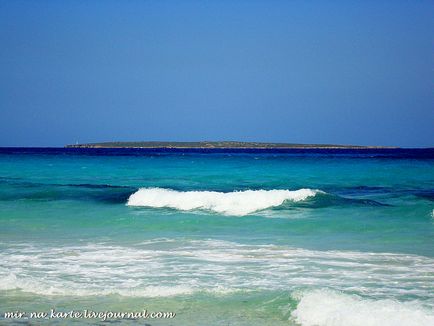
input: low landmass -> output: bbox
[65,141,395,149]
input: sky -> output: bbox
[0,0,433,147]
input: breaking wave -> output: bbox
[292,289,434,326]
[126,187,322,215]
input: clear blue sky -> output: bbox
[1,0,433,147]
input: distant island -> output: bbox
[65,141,394,149]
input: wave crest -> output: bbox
[126,187,322,215]
[292,289,434,326]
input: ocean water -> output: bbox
[0,148,433,326]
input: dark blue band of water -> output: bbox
[0,147,433,159]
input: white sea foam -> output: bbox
[1,239,433,301]
[126,187,321,215]
[292,289,434,326]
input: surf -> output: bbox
[126,187,322,215]
[292,289,434,326]
[1,239,433,300]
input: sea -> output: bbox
[0,147,433,326]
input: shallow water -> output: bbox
[0,148,433,325]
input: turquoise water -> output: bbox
[0,149,433,325]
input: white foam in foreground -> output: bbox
[127,187,321,215]
[1,240,433,300]
[292,289,434,326]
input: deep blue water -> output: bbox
[1,147,433,158]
